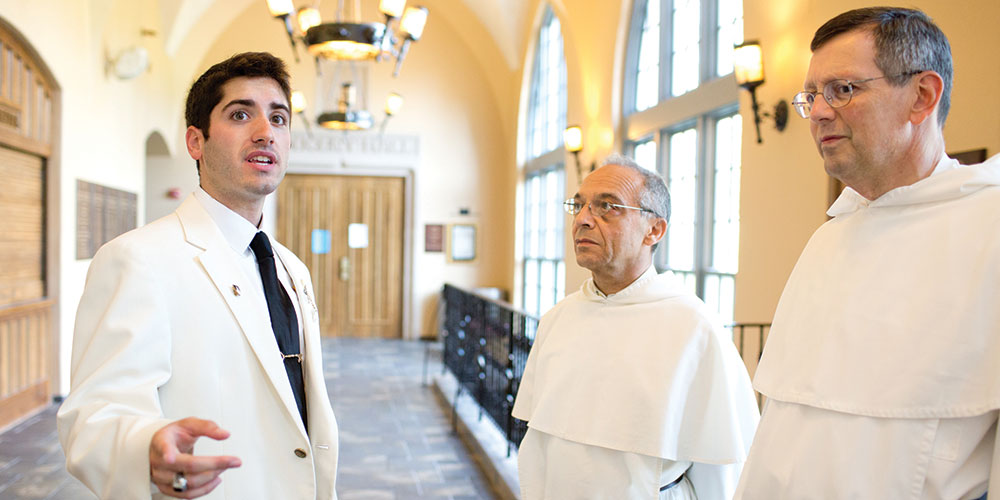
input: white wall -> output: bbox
[3,0,524,394]
[13,0,998,393]
[0,0,185,393]
[736,0,1000,326]
[144,153,196,223]
[187,0,517,338]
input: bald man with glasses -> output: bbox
[512,154,759,499]
[735,7,1000,500]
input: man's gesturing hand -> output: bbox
[149,417,242,499]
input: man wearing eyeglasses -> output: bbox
[735,7,1000,500]
[512,155,759,499]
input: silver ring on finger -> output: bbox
[172,471,188,492]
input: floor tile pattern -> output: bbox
[0,338,497,500]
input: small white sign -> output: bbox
[450,224,476,261]
[348,223,369,249]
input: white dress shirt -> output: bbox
[194,188,304,352]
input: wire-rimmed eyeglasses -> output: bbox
[791,70,924,118]
[563,198,658,218]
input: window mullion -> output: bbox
[660,0,672,102]
[701,0,717,85]
[694,115,710,299]
[656,128,670,272]
[702,115,719,280]
[624,0,647,113]
[622,0,741,319]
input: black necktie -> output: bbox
[249,232,308,433]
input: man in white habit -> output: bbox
[512,155,760,499]
[735,7,1000,500]
[58,52,338,499]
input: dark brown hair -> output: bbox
[184,52,291,141]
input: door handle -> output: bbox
[339,256,350,281]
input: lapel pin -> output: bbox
[232,284,241,296]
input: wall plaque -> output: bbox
[76,180,137,259]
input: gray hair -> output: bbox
[598,153,671,252]
[811,7,953,127]
[599,153,671,223]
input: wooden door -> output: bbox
[278,174,404,338]
[0,23,58,430]
[0,147,51,429]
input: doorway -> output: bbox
[278,174,405,338]
[0,18,59,430]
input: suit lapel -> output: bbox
[175,196,308,438]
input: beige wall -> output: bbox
[4,0,522,391]
[190,1,518,338]
[735,0,1000,328]
[0,0,182,392]
[6,0,998,393]
[511,0,1000,350]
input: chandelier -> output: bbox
[266,0,427,72]
[266,0,427,130]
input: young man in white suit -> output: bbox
[57,52,339,499]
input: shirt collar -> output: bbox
[827,153,957,217]
[587,264,659,299]
[193,187,261,255]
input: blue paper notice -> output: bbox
[311,229,331,254]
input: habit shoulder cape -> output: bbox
[512,269,759,464]
[754,153,1000,417]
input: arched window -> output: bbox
[623,0,743,323]
[521,6,567,317]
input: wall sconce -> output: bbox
[379,92,404,131]
[290,90,313,135]
[734,40,788,144]
[563,125,595,183]
[105,29,157,80]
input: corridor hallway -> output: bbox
[0,338,499,500]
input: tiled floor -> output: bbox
[0,338,498,500]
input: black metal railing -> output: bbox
[441,284,537,456]
[729,322,770,407]
[440,283,770,455]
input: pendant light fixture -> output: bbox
[265,0,427,131]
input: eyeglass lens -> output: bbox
[564,199,613,217]
[792,80,858,118]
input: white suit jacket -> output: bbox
[57,195,339,499]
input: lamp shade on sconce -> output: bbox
[563,126,583,153]
[291,90,307,114]
[733,41,765,88]
[266,0,294,17]
[379,0,406,19]
[400,6,428,40]
[296,7,322,33]
[385,93,404,116]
